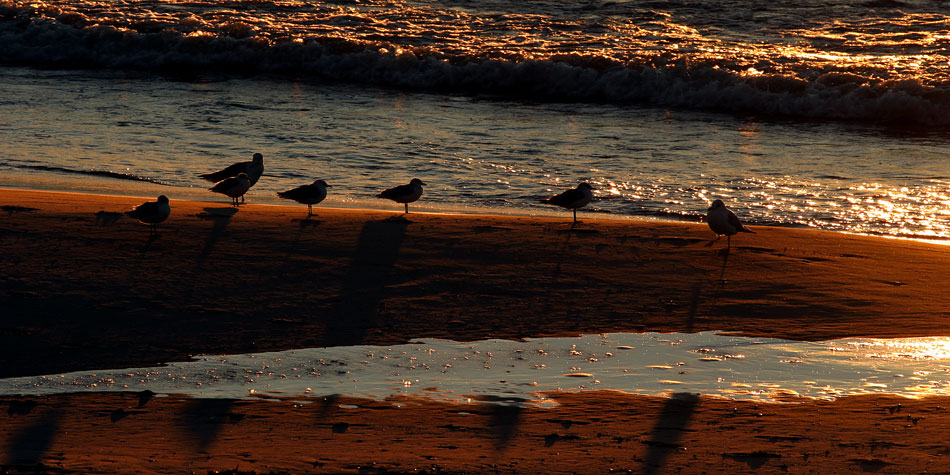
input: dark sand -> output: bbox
[3,188,950,473]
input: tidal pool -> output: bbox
[4,332,950,405]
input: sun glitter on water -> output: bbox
[846,337,950,361]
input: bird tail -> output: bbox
[277,191,289,199]
[539,198,551,204]
[741,227,756,234]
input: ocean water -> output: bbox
[3,0,950,238]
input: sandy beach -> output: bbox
[4,188,950,473]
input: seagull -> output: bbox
[125,195,170,235]
[278,179,330,216]
[705,199,755,248]
[210,172,252,206]
[199,153,264,202]
[540,182,595,223]
[377,178,425,214]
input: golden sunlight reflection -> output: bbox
[21,0,950,86]
[847,337,950,361]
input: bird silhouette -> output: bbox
[278,179,330,216]
[210,172,252,206]
[126,195,170,235]
[705,199,755,248]
[540,182,595,223]
[199,153,263,203]
[377,178,426,214]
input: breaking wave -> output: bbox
[3,1,950,125]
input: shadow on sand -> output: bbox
[182,398,239,453]
[718,247,731,285]
[6,412,59,468]
[324,218,409,346]
[489,404,524,452]
[139,232,161,253]
[642,393,700,475]
[292,217,322,229]
[195,207,238,267]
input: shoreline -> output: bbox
[6,178,950,246]
[5,187,950,473]
[0,179,701,223]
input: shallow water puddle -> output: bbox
[5,332,950,405]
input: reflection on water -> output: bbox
[6,332,950,405]
[5,64,950,239]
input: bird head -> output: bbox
[708,199,725,211]
[578,182,596,191]
[157,195,169,203]
[252,153,263,163]
[314,179,330,187]
[410,178,427,186]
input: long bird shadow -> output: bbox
[686,283,701,333]
[6,412,59,467]
[543,222,596,317]
[195,207,238,267]
[718,247,731,286]
[279,216,323,278]
[94,210,122,226]
[139,232,161,253]
[324,218,408,346]
[550,222,577,283]
[489,404,524,453]
[182,398,237,453]
[642,393,700,475]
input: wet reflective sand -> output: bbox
[7,332,950,404]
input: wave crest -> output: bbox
[2,5,950,125]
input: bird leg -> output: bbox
[573,209,577,223]
[308,204,313,216]
[404,203,409,214]
[705,235,721,247]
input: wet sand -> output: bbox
[4,391,949,474]
[3,188,950,473]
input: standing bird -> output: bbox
[705,199,755,248]
[126,195,170,235]
[278,179,330,216]
[377,178,426,214]
[199,153,264,202]
[210,172,252,206]
[540,182,595,223]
